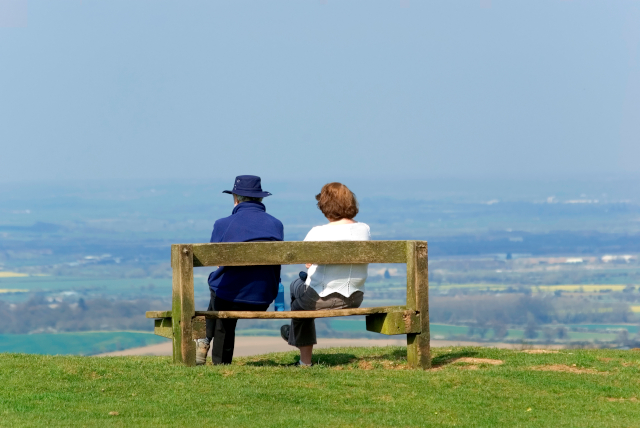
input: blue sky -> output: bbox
[1,0,639,183]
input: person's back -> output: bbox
[208,199,283,304]
[280,182,369,367]
[197,175,284,366]
[304,222,370,297]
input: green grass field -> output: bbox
[1,346,639,427]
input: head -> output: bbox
[315,182,359,221]
[233,194,263,206]
[223,175,272,206]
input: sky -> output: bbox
[0,0,639,183]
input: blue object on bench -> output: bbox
[275,281,285,311]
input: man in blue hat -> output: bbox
[196,175,284,365]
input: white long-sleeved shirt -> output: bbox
[304,222,371,297]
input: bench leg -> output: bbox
[406,241,431,369]
[171,244,196,366]
[407,333,430,369]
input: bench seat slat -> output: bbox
[146,310,172,318]
[146,306,410,320]
[198,306,410,319]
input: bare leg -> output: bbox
[298,345,313,365]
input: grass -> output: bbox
[0,332,168,355]
[1,346,640,427]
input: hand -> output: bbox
[305,263,312,269]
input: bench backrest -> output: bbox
[187,240,410,266]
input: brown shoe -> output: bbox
[195,339,210,366]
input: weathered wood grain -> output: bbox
[154,318,173,339]
[406,241,430,369]
[149,307,409,320]
[192,316,206,340]
[171,245,196,366]
[195,306,408,319]
[153,316,206,340]
[365,310,421,335]
[147,311,172,319]
[189,241,408,267]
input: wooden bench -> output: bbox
[146,240,430,368]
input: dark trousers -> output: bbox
[288,277,364,347]
[206,289,270,365]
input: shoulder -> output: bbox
[264,212,283,226]
[211,215,235,242]
[266,213,284,236]
[247,209,284,239]
[214,215,233,228]
[260,211,283,229]
[354,222,370,232]
[304,225,325,241]
[350,222,371,240]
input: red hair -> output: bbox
[315,182,359,221]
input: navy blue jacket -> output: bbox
[207,201,284,304]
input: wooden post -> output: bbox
[406,241,430,369]
[171,244,196,366]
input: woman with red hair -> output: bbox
[281,182,370,366]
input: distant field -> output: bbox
[1,321,632,356]
[1,277,629,300]
[536,284,627,292]
[329,319,621,342]
[0,276,175,301]
[236,329,280,337]
[0,272,29,278]
[0,332,168,355]
[432,283,629,293]
[566,324,639,334]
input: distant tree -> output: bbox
[477,327,489,339]
[492,323,508,340]
[524,321,539,339]
[616,330,629,346]
[384,269,391,279]
[556,326,568,340]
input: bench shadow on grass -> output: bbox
[431,350,479,368]
[244,348,478,369]
[244,353,359,367]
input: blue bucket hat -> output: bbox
[223,175,272,198]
